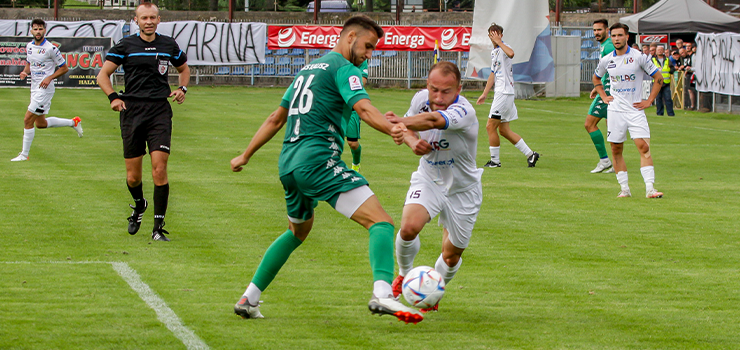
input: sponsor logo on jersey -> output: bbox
[610,74,637,82]
[430,139,450,151]
[607,63,616,69]
[349,76,362,90]
[145,47,156,51]
[440,29,457,50]
[623,57,634,64]
[278,27,297,47]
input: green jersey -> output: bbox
[278,52,369,176]
[600,38,615,87]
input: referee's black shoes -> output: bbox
[127,199,148,235]
[152,223,171,242]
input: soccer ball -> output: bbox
[402,266,446,308]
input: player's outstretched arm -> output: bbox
[231,106,289,172]
[97,61,126,112]
[388,111,446,132]
[354,98,406,144]
[385,112,432,155]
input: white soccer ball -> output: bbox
[402,266,446,309]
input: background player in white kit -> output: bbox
[11,19,83,162]
[385,62,483,312]
[476,23,539,168]
[593,23,664,199]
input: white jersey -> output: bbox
[25,39,66,93]
[404,90,483,194]
[491,42,515,95]
[595,47,658,112]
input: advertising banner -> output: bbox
[130,21,267,65]
[0,20,125,43]
[694,32,740,96]
[639,34,668,44]
[267,26,472,52]
[0,36,112,88]
[467,0,554,83]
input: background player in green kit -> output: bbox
[341,60,368,172]
[229,15,423,324]
[585,19,615,174]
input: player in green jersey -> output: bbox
[341,60,368,172]
[230,15,423,324]
[585,19,615,174]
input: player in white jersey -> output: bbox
[386,62,483,312]
[593,23,664,199]
[476,23,539,168]
[11,19,82,162]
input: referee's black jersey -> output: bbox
[106,33,187,100]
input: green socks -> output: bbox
[368,222,395,284]
[351,144,362,165]
[251,230,303,291]
[589,129,608,159]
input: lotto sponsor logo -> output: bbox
[277,27,297,48]
[610,74,637,82]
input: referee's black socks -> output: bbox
[127,182,145,210]
[153,183,169,230]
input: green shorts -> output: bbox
[342,111,362,140]
[588,96,609,119]
[280,160,368,221]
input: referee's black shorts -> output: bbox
[120,98,173,159]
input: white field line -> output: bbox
[4,261,209,350]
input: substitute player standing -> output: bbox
[476,23,539,168]
[229,15,423,324]
[386,62,482,312]
[96,2,190,241]
[584,19,615,174]
[341,59,368,172]
[11,19,83,162]
[593,23,664,198]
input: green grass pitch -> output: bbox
[1,86,739,349]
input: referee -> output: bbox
[97,2,189,242]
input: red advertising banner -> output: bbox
[268,26,472,51]
[639,34,668,44]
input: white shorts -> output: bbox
[404,172,482,249]
[606,109,651,143]
[28,89,54,116]
[489,93,518,122]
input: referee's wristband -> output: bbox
[108,92,120,103]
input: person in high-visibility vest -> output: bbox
[651,45,675,116]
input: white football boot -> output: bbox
[591,158,613,173]
[368,294,423,324]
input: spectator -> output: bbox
[651,45,675,116]
[641,44,650,56]
[680,47,696,110]
[649,42,658,59]
[669,50,680,68]
[632,43,640,50]
[411,5,416,12]
[674,38,684,50]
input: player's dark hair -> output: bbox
[488,23,504,35]
[429,61,461,85]
[31,19,46,28]
[609,23,629,35]
[341,15,383,39]
[593,19,608,28]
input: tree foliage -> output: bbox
[0,0,66,7]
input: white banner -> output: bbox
[0,20,124,43]
[694,32,740,96]
[130,21,266,66]
[466,0,553,83]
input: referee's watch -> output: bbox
[178,86,188,94]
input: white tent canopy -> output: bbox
[620,0,740,33]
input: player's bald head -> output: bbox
[136,2,159,17]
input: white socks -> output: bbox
[641,166,655,192]
[514,139,533,157]
[616,171,629,191]
[434,254,462,285]
[21,128,35,157]
[45,117,74,128]
[243,282,262,305]
[373,280,393,299]
[395,233,420,277]
[489,146,500,161]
